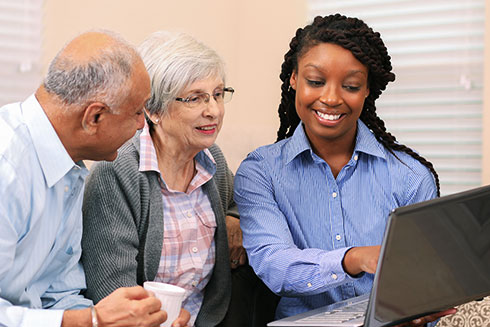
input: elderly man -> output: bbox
[0,31,176,327]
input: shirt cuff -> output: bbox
[318,247,353,283]
[21,309,64,327]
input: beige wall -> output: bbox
[43,0,307,172]
[43,1,490,182]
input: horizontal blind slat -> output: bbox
[0,0,42,107]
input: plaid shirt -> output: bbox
[139,123,216,326]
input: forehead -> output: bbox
[183,75,224,93]
[297,43,367,74]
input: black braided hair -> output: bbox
[276,14,440,196]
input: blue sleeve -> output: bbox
[0,202,65,327]
[402,166,438,206]
[234,152,359,297]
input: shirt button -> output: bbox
[354,155,359,161]
[187,211,192,217]
[335,234,341,241]
[331,273,338,280]
[332,192,337,198]
[191,281,198,287]
[307,282,312,288]
[192,247,198,253]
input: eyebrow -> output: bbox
[304,64,368,77]
[346,70,368,77]
[184,84,225,94]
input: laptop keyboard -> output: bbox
[295,298,368,326]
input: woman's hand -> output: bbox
[342,246,381,276]
[225,215,247,269]
[395,308,457,327]
[171,308,191,327]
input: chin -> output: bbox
[103,152,119,162]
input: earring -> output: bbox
[155,118,160,124]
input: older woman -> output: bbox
[81,32,239,327]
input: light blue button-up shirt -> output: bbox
[234,121,437,319]
[0,95,92,326]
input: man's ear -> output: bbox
[290,71,297,90]
[81,102,109,135]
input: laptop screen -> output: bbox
[373,187,490,323]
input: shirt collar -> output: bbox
[284,119,386,164]
[354,120,386,160]
[21,94,81,187]
[138,121,216,176]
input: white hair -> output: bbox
[138,31,226,116]
[43,29,140,110]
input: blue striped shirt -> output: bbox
[0,95,93,327]
[234,120,436,319]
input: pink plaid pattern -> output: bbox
[139,123,217,326]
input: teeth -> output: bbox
[316,111,341,121]
[198,126,215,130]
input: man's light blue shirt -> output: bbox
[234,121,437,319]
[0,95,92,326]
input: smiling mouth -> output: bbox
[197,125,216,131]
[315,110,343,121]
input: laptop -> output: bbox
[268,185,490,327]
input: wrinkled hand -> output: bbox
[342,246,381,276]
[225,215,247,269]
[396,308,457,327]
[95,286,167,327]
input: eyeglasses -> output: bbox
[175,87,234,108]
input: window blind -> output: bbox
[308,0,485,196]
[0,0,43,107]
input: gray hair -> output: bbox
[43,30,139,109]
[138,31,226,116]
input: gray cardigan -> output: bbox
[81,133,236,326]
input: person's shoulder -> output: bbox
[236,139,291,178]
[0,102,36,188]
[245,138,289,163]
[0,102,28,157]
[382,147,436,196]
[88,138,140,181]
[387,147,432,175]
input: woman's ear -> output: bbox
[290,71,297,90]
[144,109,160,125]
[81,102,109,135]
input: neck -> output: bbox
[305,125,357,178]
[35,86,84,162]
[150,128,200,192]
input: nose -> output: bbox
[203,97,222,118]
[320,84,342,107]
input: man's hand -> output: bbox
[342,246,381,276]
[95,286,166,326]
[225,215,247,269]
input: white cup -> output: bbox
[143,281,186,327]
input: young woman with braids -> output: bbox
[234,14,455,325]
